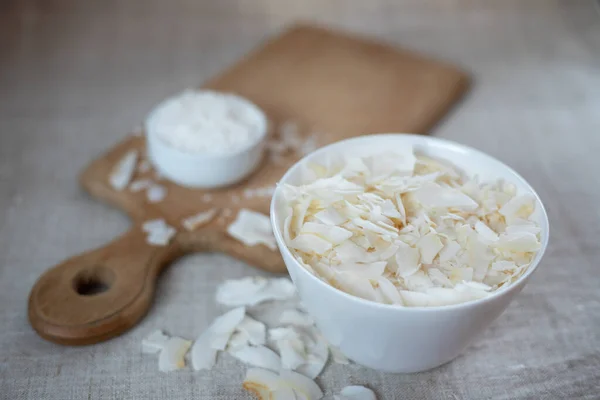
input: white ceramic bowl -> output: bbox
[270,134,549,373]
[145,93,268,189]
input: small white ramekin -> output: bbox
[270,134,549,373]
[145,92,268,189]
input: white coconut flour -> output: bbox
[146,90,266,155]
[280,147,542,307]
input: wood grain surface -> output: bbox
[27,24,469,346]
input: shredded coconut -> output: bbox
[281,148,542,307]
[146,90,266,155]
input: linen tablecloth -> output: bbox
[1,0,599,398]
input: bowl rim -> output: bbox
[270,133,550,313]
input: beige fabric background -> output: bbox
[1,0,599,399]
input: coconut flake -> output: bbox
[243,368,281,399]
[438,240,461,262]
[142,329,170,354]
[129,178,152,192]
[412,182,478,210]
[230,345,282,372]
[142,218,176,246]
[227,209,277,250]
[394,242,421,278]
[495,232,541,252]
[314,207,347,226]
[338,386,377,400]
[217,277,296,307]
[301,222,353,245]
[147,184,167,203]
[278,369,324,400]
[158,337,192,372]
[182,208,217,231]
[376,277,404,305]
[499,195,535,223]
[109,150,138,191]
[279,309,315,327]
[191,327,218,371]
[416,233,444,264]
[294,331,329,379]
[475,221,499,242]
[237,316,267,346]
[290,234,333,255]
[209,307,246,350]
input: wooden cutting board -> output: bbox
[28,24,470,345]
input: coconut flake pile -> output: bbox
[141,277,361,400]
[281,148,542,307]
[146,90,265,155]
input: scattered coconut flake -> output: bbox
[227,209,277,250]
[209,307,246,350]
[182,208,217,231]
[230,345,282,372]
[202,193,213,202]
[295,332,329,379]
[142,218,176,246]
[142,329,170,354]
[243,368,281,400]
[279,309,315,327]
[147,184,167,203]
[217,277,296,307]
[109,150,138,191]
[271,330,307,370]
[338,385,377,400]
[243,368,323,400]
[129,178,152,192]
[237,316,267,346]
[158,336,192,372]
[281,148,542,307]
[191,327,218,371]
[279,369,324,399]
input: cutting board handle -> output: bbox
[28,226,183,345]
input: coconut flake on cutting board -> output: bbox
[147,183,167,203]
[109,150,138,191]
[182,208,218,231]
[227,209,277,250]
[142,218,176,246]
[129,178,152,192]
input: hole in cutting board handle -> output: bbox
[72,266,115,296]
